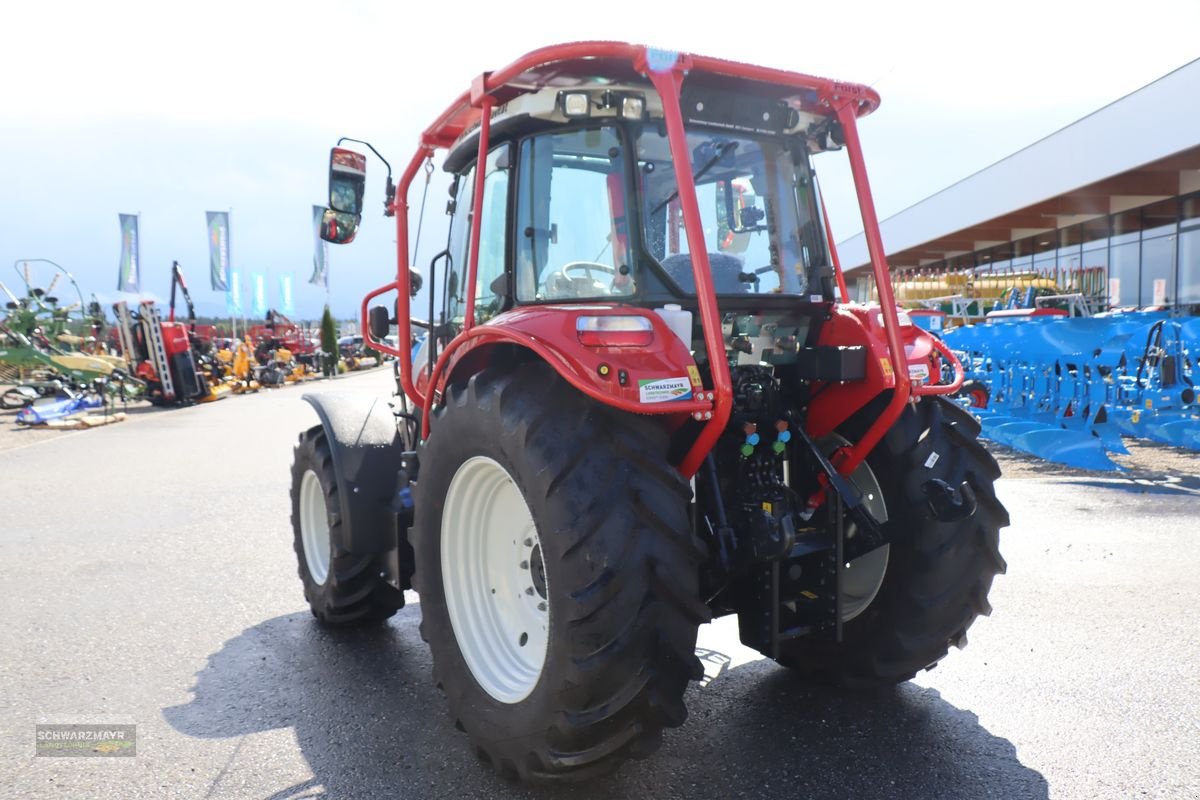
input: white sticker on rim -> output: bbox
[638,376,693,404]
[924,451,940,469]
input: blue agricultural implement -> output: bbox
[945,311,1199,470]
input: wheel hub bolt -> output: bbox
[525,587,535,595]
[520,560,529,570]
[537,601,547,612]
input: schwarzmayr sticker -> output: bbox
[36,724,136,757]
[638,376,692,404]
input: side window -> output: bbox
[473,147,510,323]
[445,146,511,325]
[445,172,473,323]
[515,127,633,301]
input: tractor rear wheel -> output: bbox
[289,426,405,625]
[412,364,708,781]
[777,396,1008,686]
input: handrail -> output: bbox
[828,103,911,477]
[916,336,966,396]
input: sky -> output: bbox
[2,0,1198,321]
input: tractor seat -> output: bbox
[661,253,751,294]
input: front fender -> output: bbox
[301,393,410,577]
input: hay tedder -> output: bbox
[287,43,1008,781]
[1,263,143,412]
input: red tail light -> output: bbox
[576,316,654,347]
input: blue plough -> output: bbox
[943,311,1199,471]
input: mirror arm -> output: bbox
[337,137,396,217]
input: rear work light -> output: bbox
[576,315,654,347]
[560,92,591,118]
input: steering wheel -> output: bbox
[557,261,616,284]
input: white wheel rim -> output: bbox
[441,456,548,704]
[821,436,890,622]
[299,469,332,586]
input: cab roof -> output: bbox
[419,41,880,150]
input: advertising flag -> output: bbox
[117,214,140,292]
[278,274,295,315]
[205,211,231,291]
[227,269,242,315]
[310,205,328,287]
[252,272,268,316]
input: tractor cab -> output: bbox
[434,81,838,316]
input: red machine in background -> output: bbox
[113,261,220,404]
[246,310,315,365]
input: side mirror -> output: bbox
[368,305,391,341]
[329,147,367,215]
[318,208,360,244]
[409,268,423,298]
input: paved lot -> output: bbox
[1,367,1197,799]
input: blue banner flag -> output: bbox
[310,205,328,287]
[227,269,242,315]
[252,272,267,316]
[117,213,140,292]
[205,211,231,291]
[278,273,295,315]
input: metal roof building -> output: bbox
[838,58,1200,310]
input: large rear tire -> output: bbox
[777,396,1008,686]
[412,364,709,781]
[289,426,405,626]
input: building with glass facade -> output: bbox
[837,58,1200,313]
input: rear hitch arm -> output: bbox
[791,424,887,560]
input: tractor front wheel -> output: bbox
[412,364,708,780]
[777,396,1008,686]
[289,426,405,625]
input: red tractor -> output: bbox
[289,43,1007,781]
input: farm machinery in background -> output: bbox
[285,43,1009,782]
[944,311,1199,469]
[112,261,230,405]
[245,310,323,385]
[867,263,1198,469]
[1,262,143,417]
[865,267,1109,332]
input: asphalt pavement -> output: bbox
[1,367,1197,799]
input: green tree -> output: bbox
[319,305,338,377]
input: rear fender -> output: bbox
[807,305,937,438]
[302,393,413,588]
[442,305,702,415]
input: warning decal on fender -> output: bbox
[638,377,693,403]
